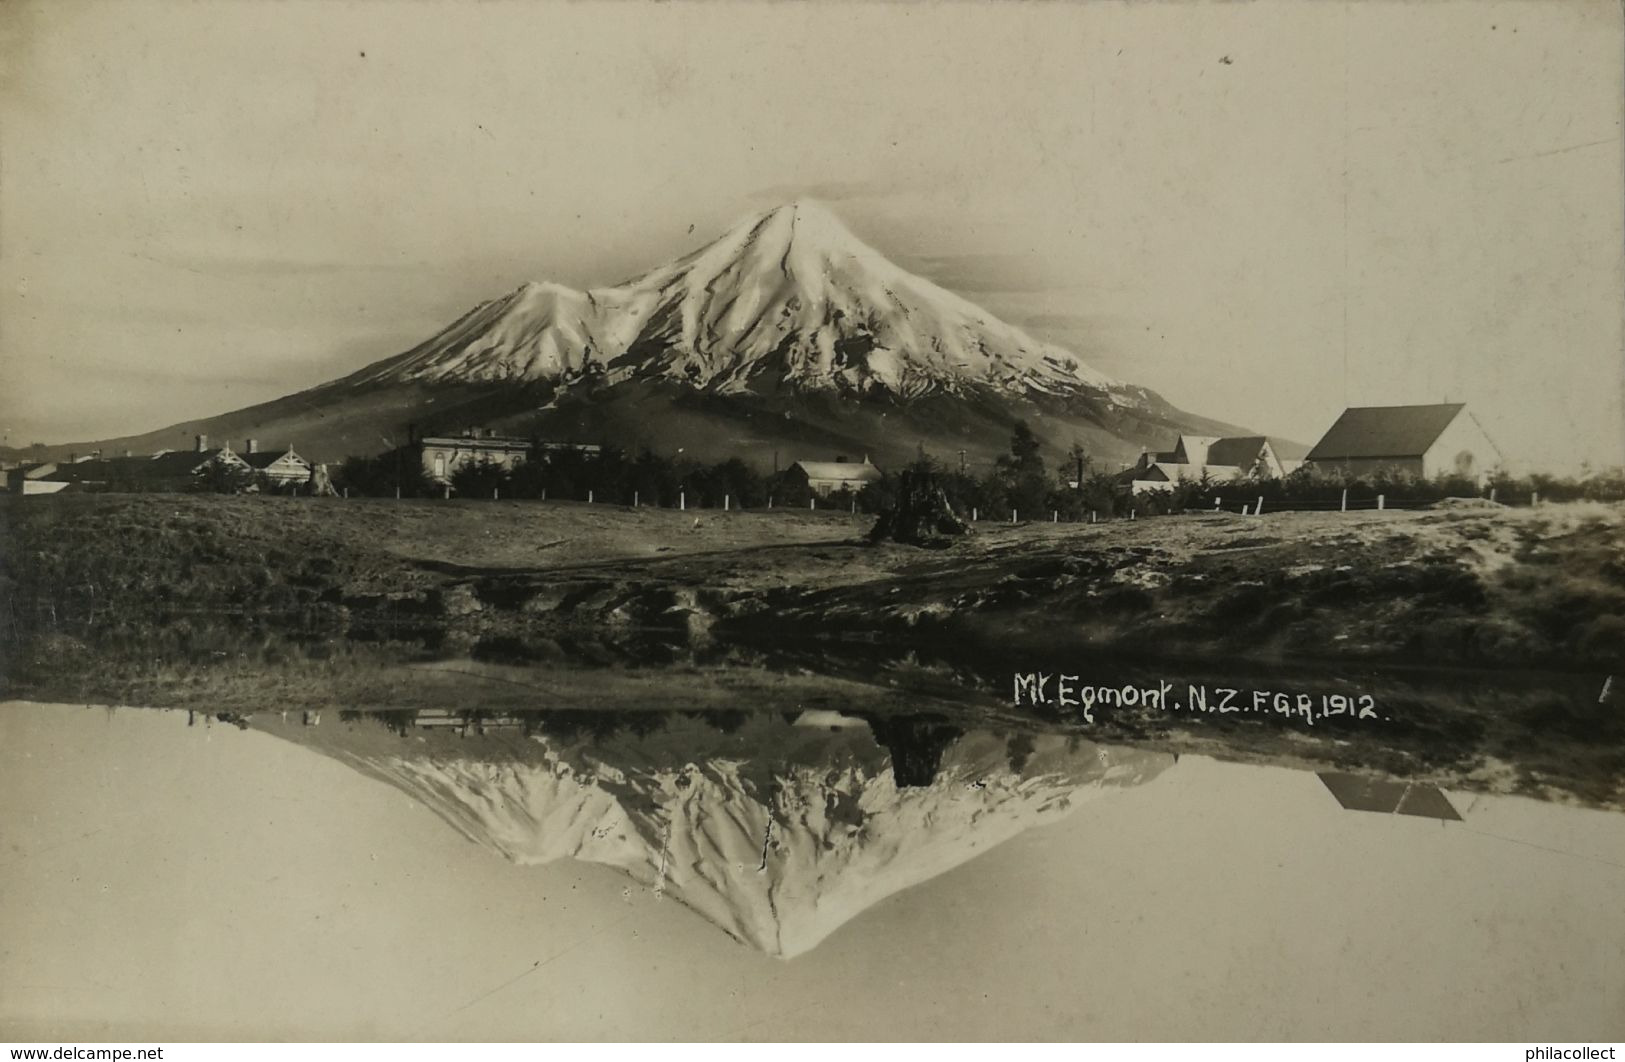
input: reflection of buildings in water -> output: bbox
[1317,772,1462,821]
[292,709,1175,957]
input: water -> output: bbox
[3,695,1622,1040]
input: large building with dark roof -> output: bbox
[1305,403,1501,482]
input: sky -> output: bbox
[4,702,1623,1039]
[2,0,1621,472]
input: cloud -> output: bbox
[898,252,1073,294]
[144,253,439,280]
[746,179,900,205]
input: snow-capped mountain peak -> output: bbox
[279,714,1174,959]
[351,200,1122,401]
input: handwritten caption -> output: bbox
[1012,673,1380,726]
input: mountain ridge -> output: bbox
[15,200,1261,467]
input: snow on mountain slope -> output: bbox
[350,200,1124,403]
[313,718,1173,958]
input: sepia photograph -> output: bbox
[1,0,1622,1048]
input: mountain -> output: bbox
[33,200,1251,468]
[268,710,1174,958]
[354,201,1118,399]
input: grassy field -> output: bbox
[5,493,1622,665]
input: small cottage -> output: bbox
[787,457,883,495]
[240,439,313,487]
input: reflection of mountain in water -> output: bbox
[272,709,1173,958]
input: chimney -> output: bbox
[195,434,208,453]
[246,438,258,454]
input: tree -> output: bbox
[995,419,1050,517]
[190,460,257,494]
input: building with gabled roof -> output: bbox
[1125,433,1301,495]
[1305,403,1500,482]
[239,439,312,487]
[787,457,883,495]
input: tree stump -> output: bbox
[868,468,972,547]
[307,462,339,497]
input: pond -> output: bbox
[3,691,1622,1040]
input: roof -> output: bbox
[1318,772,1462,821]
[420,435,533,448]
[1267,436,1312,461]
[241,448,306,470]
[792,460,882,483]
[1204,436,1269,467]
[1306,404,1466,461]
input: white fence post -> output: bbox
[1340,488,1348,513]
[1377,494,1385,511]
[724,494,730,511]
[1011,509,1017,524]
[680,491,685,510]
[1052,510,1058,523]
[493,487,499,500]
[973,507,979,522]
[1532,490,1540,507]
[1255,495,1264,516]
[588,489,594,504]
[634,490,639,507]
[1241,503,1249,516]
[809,496,815,510]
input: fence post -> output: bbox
[1489,487,1496,504]
[1377,494,1385,511]
[343,487,348,499]
[395,486,401,500]
[680,491,686,511]
[1255,495,1264,516]
[810,496,816,510]
[1130,509,1136,521]
[1011,509,1017,524]
[1241,503,1249,516]
[973,507,979,522]
[768,496,773,509]
[1340,488,1347,513]
[1214,497,1221,510]
[588,489,594,504]
[443,485,451,500]
[850,497,856,514]
[634,490,639,507]
[724,494,730,511]
[1532,490,1539,507]
[1090,510,1096,524]
[541,488,547,501]
[1052,510,1058,523]
[493,487,499,500]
